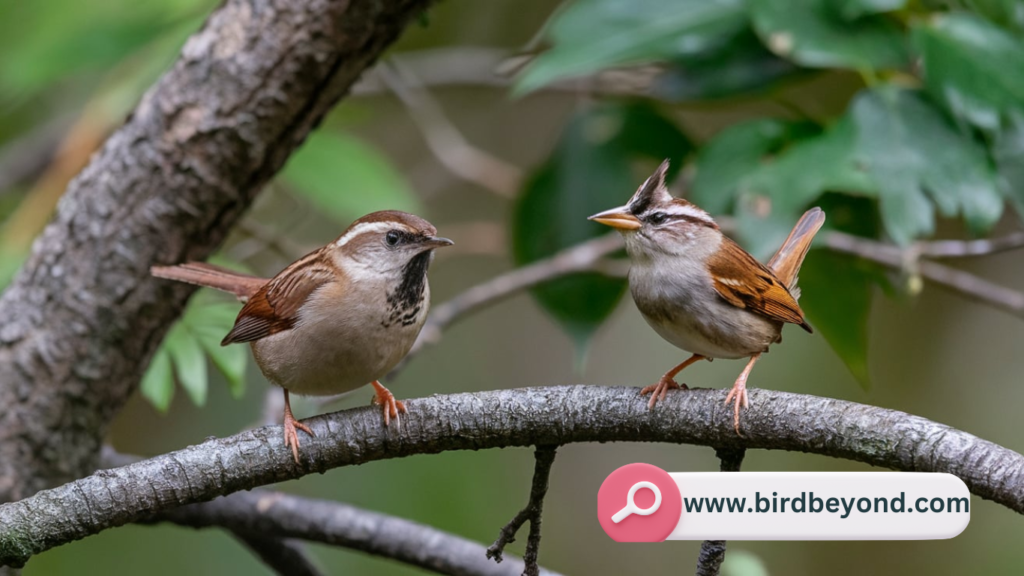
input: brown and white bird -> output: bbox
[589,161,824,432]
[152,210,453,461]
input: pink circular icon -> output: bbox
[597,463,682,542]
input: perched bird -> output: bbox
[152,210,453,461]
[589,161,824,432]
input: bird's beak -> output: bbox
[422,236,455,249]
[588,207,641,231]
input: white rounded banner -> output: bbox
[666,472,970,540]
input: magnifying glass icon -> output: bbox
[611,481,662,523]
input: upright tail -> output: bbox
[767,207,826,295]
[151,262,267,301]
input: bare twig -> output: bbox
[349,47,661,99]
[155,489,560,576]
[824,231,1024,318]
[0,115,74,195]
[102,448,550,575]
[695,448,746,576]
[399,233,623,370]
[101,448,323,576]
[487,446,558,576]
[235,219,312,263]
[914,231,1024,259]
[4,385,1024,567]
[378,60,523,197]
[232,533,324,576]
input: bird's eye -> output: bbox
[647,212,668,225]
[385,230,401,246]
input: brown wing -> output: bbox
[767,207,826,289]
[708,237,811,332]
[221,251,337,345]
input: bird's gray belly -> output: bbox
[631,272,779,359]
[251,299,426,396]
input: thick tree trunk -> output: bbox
[0,0,432,504]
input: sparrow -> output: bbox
[153,210,453,461]
[589,160,824,432]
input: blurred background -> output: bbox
[3,0,1024,574]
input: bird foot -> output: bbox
[640,377,689,410]
[723,380,749,436]
[371,381,407,426]
[283,411,314,464]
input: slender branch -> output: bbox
[824,231,1024,318]
[487,446,558,576]
[395,234,623,373]
[3,385,1023,567]
[152,489,559,576]
[914,231,1024,259]
[232,533,323,576]
[695,541,727,576]
[349,47,662,99]
[695,448,746,576]
[378,60,523,197]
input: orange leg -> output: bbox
[724,354,761,435]
[640,354,706,410]
[282,389,314,464]
[371,381,407,426]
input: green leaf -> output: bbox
[851,87,1004,245]
[140,348,174,413]
[735,115,878,256]
[512,103,691,353]
[798,253,872,387]
[691,119,814,215]
[516,0,747,94]
[186,303,248,398]
[750,0,907,70]
[965,0,1024,36]
[615,104,694,173]
[653,30,802,102]
[0,0,203,99]
[913,13,1024,131]
[992,114,1024,218]
[166,323,208,407]
[282,131,420,223]
[840,0,907,20]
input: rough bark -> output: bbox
[1,385,1022,567]
[0,0,432,504]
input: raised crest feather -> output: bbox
[627,159,673,215]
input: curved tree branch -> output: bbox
[152,490,560,576]
[1,385,1021,567]
[0,0,434,503]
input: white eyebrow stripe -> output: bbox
[663,203,714,223]
[334,221,398,247]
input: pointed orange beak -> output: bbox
[588,206,641,231]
